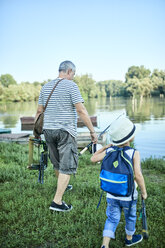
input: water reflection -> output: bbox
[1,116,18,128]
[0,97,165,128]
[0,102,38,128]
[85,97,165,122]
[126,98,165,122]
[0,101,38,115]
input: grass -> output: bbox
[0,142,165,248]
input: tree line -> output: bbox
[0,66,165,102]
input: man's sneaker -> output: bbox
[49,201,73,212]
[65,184,73,192]
[125,234,143,246]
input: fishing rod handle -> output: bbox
[79,142,93,155]
[79,147,88,155]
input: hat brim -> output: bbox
[108,124,141,146]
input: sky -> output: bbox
[0,0,165,84]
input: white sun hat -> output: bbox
[108,116,138,146]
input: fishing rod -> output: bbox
[79,113,125,156]
[141,197,149,239]
[79,124,111,156]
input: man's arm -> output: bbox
[75,102,97,144]
[34,105,44,122]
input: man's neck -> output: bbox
[58,72,68,79]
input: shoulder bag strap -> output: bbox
[43,78,64,112]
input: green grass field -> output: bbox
[0,142,165,248]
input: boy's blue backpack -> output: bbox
[99,146,135,197]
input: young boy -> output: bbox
[91,116,147,247]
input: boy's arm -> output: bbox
[91,144,112,163]
[133,150,147,199]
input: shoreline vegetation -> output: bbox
[0,142,165,248]
[0,65,165,102]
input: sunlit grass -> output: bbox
[0,142,165,248]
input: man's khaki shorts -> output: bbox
[44,129,78,174]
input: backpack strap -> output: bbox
[97,191,104,209]
[121,150,133,171]
[97,146,119,209]
[106,146,115,154]
[122,147,136,202]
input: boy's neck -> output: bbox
[118,141,130,148]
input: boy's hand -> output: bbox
[105,144,112,149]
[141,192,147,200]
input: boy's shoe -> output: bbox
[49,201,73,212]
[125,234,143,246]
[101,246,105,248]
[65,184,73,192]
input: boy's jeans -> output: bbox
[103,198,137,239]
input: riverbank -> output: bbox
[0,142,165,248]
[0,97,165,160]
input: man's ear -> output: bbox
[67,69,72,75]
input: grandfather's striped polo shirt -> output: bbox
[38,78,84,138]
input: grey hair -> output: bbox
[59,60,76,72]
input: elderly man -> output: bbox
[34,60,97,212]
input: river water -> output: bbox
[0,97,165,160]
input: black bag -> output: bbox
[33,112,44,137]
[33,78,64,137]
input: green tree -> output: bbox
[151,69,165,96]
[41,79,52,86]
[33,81,41,86]
[3,85,21,101]
[74,74,97,98]
[2,84,41,102]
[140,78,153,97]
[96,81,107,97]
[126,78,152,98]
[107,80,125,97]
[97,80,125,97]
[125,66,151,82]
[0,74,17,87]
[152,69,165,80]
[0,83,4,100]
[21,81,31,85]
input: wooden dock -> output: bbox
[0,116,106,147]
[0,131,106,147]
[0,133,30,143]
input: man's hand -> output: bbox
[90,132,98,144]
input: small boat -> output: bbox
[20,116,97,130]
[0,128,11,134]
